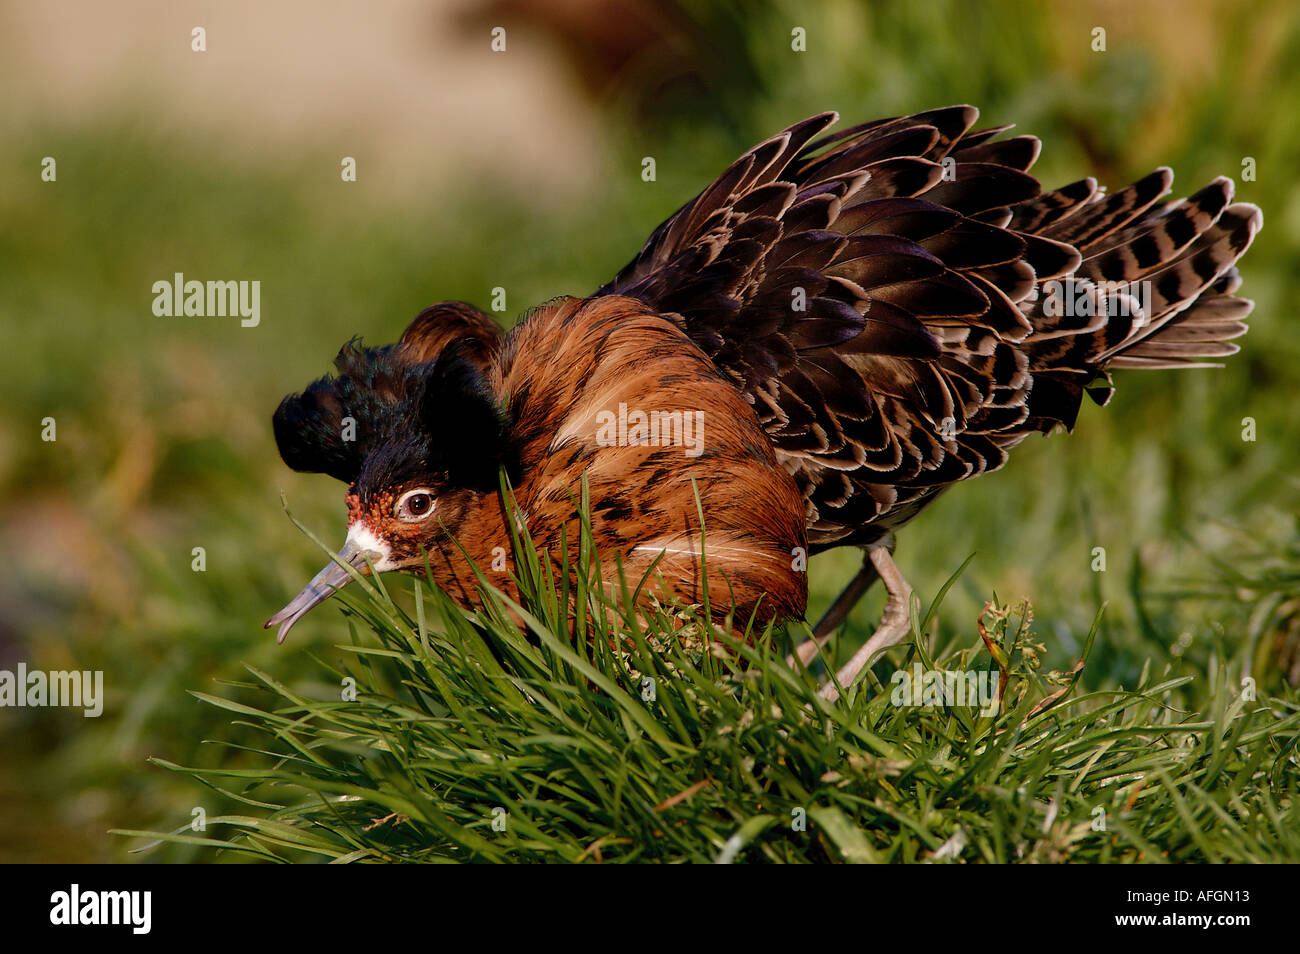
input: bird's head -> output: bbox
[265,304,509,642]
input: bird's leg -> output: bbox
[789,548,881,668]
[817,545,915,702]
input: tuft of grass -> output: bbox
[116,508,1300,863]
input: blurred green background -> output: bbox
[2,0,1297,861]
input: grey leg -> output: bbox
[818,545,915,702]
[789,548,881,668]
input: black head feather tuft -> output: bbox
[419,342,513,486]
[271,303,506,488]
[271,342,428,484]
[272,377,361,483]
[352,343,512,498]
[274,340,512,501]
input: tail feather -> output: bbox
[1106,290,1253,369]
[1078,178,1232,280]
[1005,177,1098,233]
[1095,201,1261,364]
[1042,168,1173,248]
[1016,166,1261,430]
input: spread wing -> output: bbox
[598,106,1260,549]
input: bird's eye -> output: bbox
[395,489,435,521]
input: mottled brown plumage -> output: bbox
[267,105,1261,679]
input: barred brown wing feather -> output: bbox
[599,107,1260,550]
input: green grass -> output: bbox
[115,508,1300,863]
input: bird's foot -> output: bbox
[787,549,881,668]
[815,546,915,702]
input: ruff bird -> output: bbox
[267,106,1261,699]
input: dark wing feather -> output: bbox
[599,107,1261,550]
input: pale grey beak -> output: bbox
[264,538,377,644]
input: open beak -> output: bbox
[264,536,379,644]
